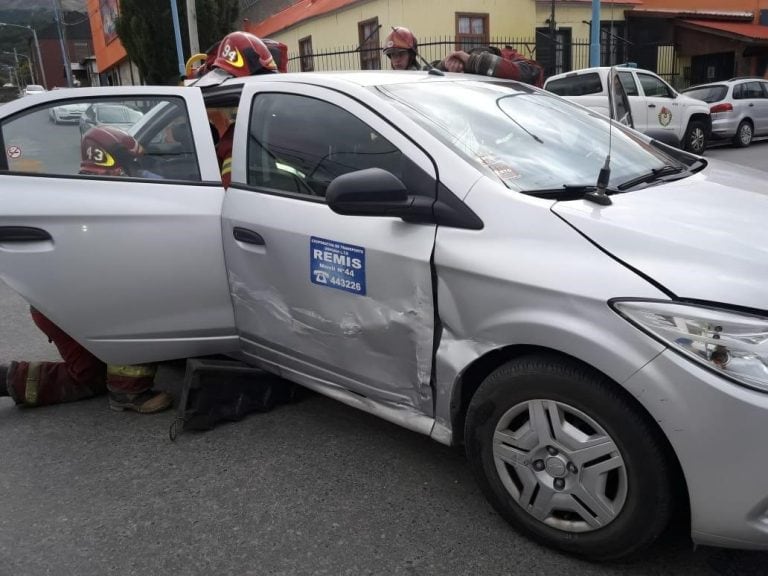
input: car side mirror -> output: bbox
[326,168,432,219]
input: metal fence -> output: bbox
[286,35,683,86]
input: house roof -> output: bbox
[247,0,361,38]
[679,20,768,42]
[628,9,754,21]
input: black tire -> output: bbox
[683,120,707,155]
[732,120,753,148]
[464,355,674,561]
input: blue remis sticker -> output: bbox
[310,236,366,295]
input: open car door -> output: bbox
[609,66,634,128]
[0,86,237,364]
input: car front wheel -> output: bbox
[683,120,707,154]
[464,355,675,561]
[733,120,753,148]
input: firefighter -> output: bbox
[194,31,280,187]
[0,126,172,414]
[438,45,545,88]
[383,27,421,71]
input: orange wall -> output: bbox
[88,0,128,72]
[638,0,768,19]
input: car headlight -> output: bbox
[612,300,768,392]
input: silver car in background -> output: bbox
[682,77,768,147]
[1,73,768,561]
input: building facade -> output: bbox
[246,0,643,74]
[86,0,141,85]
[626,0,768,84]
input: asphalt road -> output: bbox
[1,139,768,576]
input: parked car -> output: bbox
[545,66,711,154]
[48,102,89,124]
[681,77,768,147]
[1,76,768,561]
[22,84,45,96]
[79,102,143,135]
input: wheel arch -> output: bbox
[687,113,711,135]
[450,344,690,523]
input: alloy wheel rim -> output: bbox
[690,128,705,153]
[740,124,752,145]
[492,399,628,533]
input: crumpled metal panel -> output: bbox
[229,270,435,413]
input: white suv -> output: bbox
[545,67,711,155]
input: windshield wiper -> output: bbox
[523,184,619,205]
[617,165,687,191]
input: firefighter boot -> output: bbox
[106,364,172,414]
[108,390,173,414]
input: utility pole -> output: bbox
[0,21,47,88]
[169,0,186,78]
[590,0,601,67]
[186,0,199,57]
[51,0,73,86]
[549,0,557,76]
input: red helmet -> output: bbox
[196,32,278,87]
[80,126,141,176]
[213,32,276,76]
[383,27,418,55]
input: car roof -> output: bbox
[215,70,495,90]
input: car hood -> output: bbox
[552,159,768,311]
[677,93,709,110]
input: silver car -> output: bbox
[79,101,144,135]
[682,77,768,147]
[1,74,768,560]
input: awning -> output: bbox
[679,20,768,44]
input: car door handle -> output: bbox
[749,103,754,107]
[0,226,52,242]
[233,227,265,245]
[648,104,656,108]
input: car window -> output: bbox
[637,74,674,98]
[247,93,404,199]
[743,82,765,99]
[617,72,639,96]
[682,85,727,103]
[1,96,200,181]
[545,73,603,96]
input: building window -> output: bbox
[535,27,572,77]
[358,18,381,70]
[600,22,627,66]
[299,36,314,72]
[456,13,489,51]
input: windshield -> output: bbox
[376,80,679,192]
[682,85,727,103]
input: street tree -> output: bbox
[116,0,238,85]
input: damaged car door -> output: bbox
[221,83,438,426]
